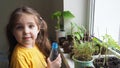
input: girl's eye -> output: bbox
[15,25,23,30]
[29,25,35,29]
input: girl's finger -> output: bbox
[47,57,51,63]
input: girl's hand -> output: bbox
[47,54,62,68]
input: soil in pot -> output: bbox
[62,40,73,53]
[59,37,66,48]
[94,57,120,68]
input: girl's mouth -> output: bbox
[23,37,31,40]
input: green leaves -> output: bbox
[63,11,75,19]
[51,10,75,30]
[93,34,120,51]
[71,23,86,41]
[52,11,75,20]
[52,11,61,20]
[102,34,120,50]
[73,41,95,61]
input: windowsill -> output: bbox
[59,47,73,68]
[63,53,74,68]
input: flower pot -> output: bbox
[72,56,95,68]
[56,30,66,42]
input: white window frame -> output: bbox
[89,0,95,36]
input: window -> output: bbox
[90,0,120,44]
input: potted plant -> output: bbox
[51,10,75,42]
[93,34,120,68]
[71,24,97,68]
[52,10,75,31]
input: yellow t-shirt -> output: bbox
[10,44,47,68]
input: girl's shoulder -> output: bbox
[12,44,27,58]
[12,44,34,58]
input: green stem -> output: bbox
[57,17,60,30]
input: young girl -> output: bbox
[6,6,61,68]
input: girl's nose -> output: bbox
[23,27,29,34]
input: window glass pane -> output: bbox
[93,0,120,44]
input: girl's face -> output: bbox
[13,13,40,48]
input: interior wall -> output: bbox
[64,0,89,30]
